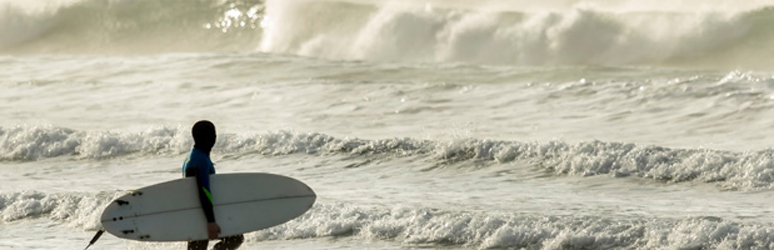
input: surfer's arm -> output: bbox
[186,166,216,223]
[197,165,217,223]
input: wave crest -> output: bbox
[0,125,190,160]
[260,1,774,68]
[5,126,774,191]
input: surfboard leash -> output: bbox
[83,229,105,250]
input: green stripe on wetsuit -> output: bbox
[203,187,213,203]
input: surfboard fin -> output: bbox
[83,230,104,250]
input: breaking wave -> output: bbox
[4,126,774,191]
[3,0,774,68]
[3,191,774,249]
[260,1,774,68]
[260,202,774,249]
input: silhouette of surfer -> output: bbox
[183,120,244,250]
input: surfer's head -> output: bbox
[192,120,216,153]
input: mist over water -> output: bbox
[2,0,774,69]
[0,0,264,53]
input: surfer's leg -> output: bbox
[213,234,244,250]
[187,240,208,250]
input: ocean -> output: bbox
[3,0,774,249]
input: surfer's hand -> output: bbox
[207,222,221,239]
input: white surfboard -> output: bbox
[100,173,316,242]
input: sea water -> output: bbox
[4,0,774,249]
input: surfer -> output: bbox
[183,120,244,250]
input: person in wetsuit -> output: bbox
[183,120,244,250]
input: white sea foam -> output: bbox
[0,191,116,230]
[6,191,756,249]
[247,202,774,249]
[0,125,191,160]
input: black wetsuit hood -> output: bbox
[192,120,216,154]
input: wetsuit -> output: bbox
[182,147,217,223]
[184,120,243,250]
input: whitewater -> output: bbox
[4,0,774,249]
